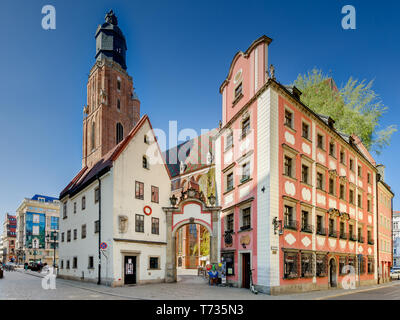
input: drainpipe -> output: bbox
[97,175,102,285]
[376,175,380,284]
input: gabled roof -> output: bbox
[60,114,170,200]
[164,129,218,178]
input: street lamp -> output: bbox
[46,231,58,268]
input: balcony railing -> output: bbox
[301,223,313,233]
[328,229,338,238]
[349,234,357,241]
[339,232,348,240]
[284,220,298,231]
[316,227,327,236]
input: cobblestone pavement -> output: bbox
[0,269,399,300]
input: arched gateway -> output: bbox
[163,188,221,282]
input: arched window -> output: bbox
[117,99,121,110]
[116,123,123,144]
[91,122,95,150]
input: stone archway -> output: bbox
[163,195,221,283]
[329,257,337,288]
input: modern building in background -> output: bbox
[16,195,60,265]
[1,213,17,263]
[376,165,394,282]
[393,211,400,268]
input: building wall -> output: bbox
[377,182,393,282]
[58,172,113,284]
[393,212,400,268]
[111,118,171,286]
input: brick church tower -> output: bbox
[82,10,140,168]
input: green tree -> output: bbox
[293,68,396,154]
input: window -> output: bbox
[358,227,363,242]
[329,178,335,195]
[117,78,121,91]
[340,222,346,239]
[241,162,250,182]
[61,260,64,269]
[329,141,336,157]
[284,205,296,230]
[151,186,159,203]
[82,196,86,210]
[81,224,86,239]
[91,122,95,150]
[135,181,144,200]
[358,165,362,177]
[94,187,100,203]
[367,173,371,184]
[61,232,65,242]
[88,256,94,269]
[144,135,149,144]
[151,217,159,235]
[222,252,235,275]
[349,224,354,240]
[367,199,371,212]
[316,215,325,235]
[149,257,159,269]
[63,202,67,219]
[339,257,347,275]
[284,251,299,279]
[226,213,234,232]
[340,184,345,200]
[301,211,312,233]
[143,156,149,169]
[302,122,309,139]
[340,150,345,164]
[284,110,293,128]
[302,165,309,184]
[349,189,354,204]
[73,202,77,214]
[94,220,100,233]
[301,252,313,278]
[241,117,250,138]
[66,260,70,269]
[226,173,234,191]
[241,207,251,230]
[135,214,144,233]
[117,98,120,110]
[73,257,77,269]
[317,172,324,190]
[349,158,354,171]
[329,218,336,237]
[358,194,362,208]
[116,122,124,144]
[234,82,242,99]
[225,131,233,150]
[73,229,77,240]
[67,230,71,242]
[317,134,324,149]
[284,156,293,177]
[368,258,374,274]
[367,230,373,244]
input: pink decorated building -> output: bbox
[215,35,381,294]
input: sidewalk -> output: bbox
[16,268,400,300]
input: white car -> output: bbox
[390,269,400,279]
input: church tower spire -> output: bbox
[82,10,140,168]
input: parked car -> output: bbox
[28,262,42,272]
[390,269,400,280]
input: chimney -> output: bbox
[376,164,385,182]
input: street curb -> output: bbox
[314,282,400,300]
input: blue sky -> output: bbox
[1,0,399,225]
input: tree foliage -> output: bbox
[293,68,396,154]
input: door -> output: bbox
[124,256,136,285]
[241,253,250,289]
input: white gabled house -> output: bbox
[58,115,172,286]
